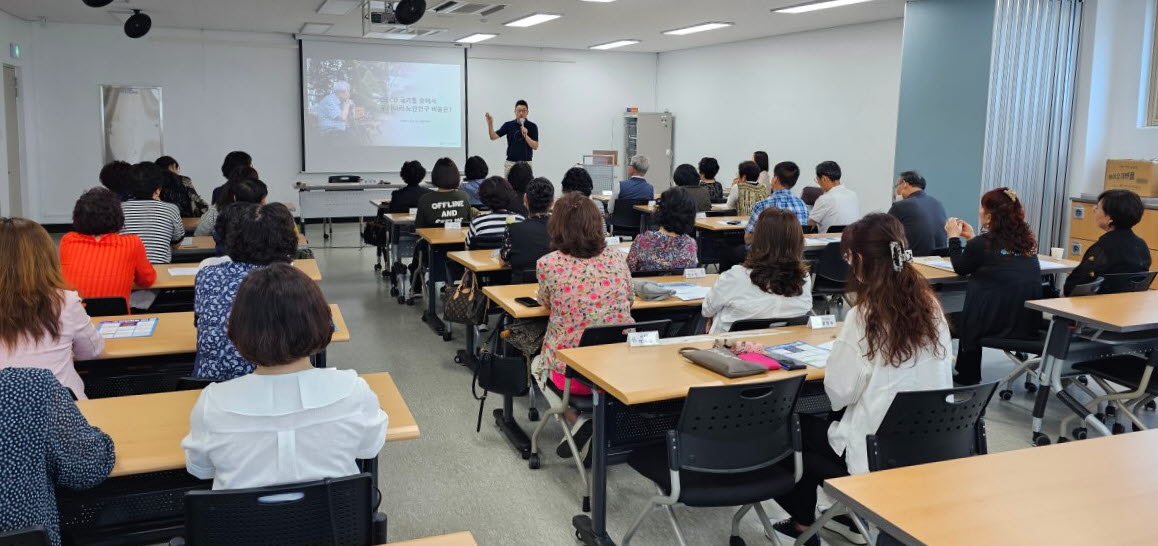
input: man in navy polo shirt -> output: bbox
[485,100,539,176]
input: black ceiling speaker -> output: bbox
[394,0,426,26]
[124,9,151,39]
[82,0,115,7]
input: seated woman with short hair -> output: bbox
[192,203,298,380]
[60,187,156,309]
[626,187,699,273]
[466,177,524,249]
[1064,189,1153,295]
[501,177,555,283]
[182,264,388,490]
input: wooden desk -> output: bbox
[77,372,418,478]
[386,532,477,546]
[911,255,1078,283]
[482,274,718,320]
[176,234,308,251]
[558,325,831,405]
[383,212,415,224]
[147,259,323,289]
[1027,290,1158,333]
[825,429,1158,546]
[449,243,632,274]
[592,194,611,202]
[91,304,349,360]
[416,227,467,246]
[695,215,747,231]
[181,218,199,231]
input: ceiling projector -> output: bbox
[368,0,426,26]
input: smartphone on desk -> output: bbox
[766,351,806,370]
[725,220,742,226]
[515,297,541,308]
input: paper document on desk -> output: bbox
[766,341,831,369]
[97,318,158,339]
[655,282,711,301]
[179,237,194,247]
[810,237,842,244]
[168,267,199,276]
[918,256,1067,273]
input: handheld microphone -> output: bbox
[517,118,524,127]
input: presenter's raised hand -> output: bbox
[485,112,493,126]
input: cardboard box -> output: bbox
[1105,159,1158,197]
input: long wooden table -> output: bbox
[387,532,477,546]
[90,304,349,360]
[563,325,833,545]
[913,255,1079,283]
[825,429,1158,546]
[77,372,418,478]
[147,259,322,289]
[176,233,309,251]
[415,227,470,340]
[449,243,632,274]
[482,274,718,320]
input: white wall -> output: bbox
[0,9,32,217]
[466,45,656,185]
[12,23,658,223]
[1069,0,1158,197]
[656,19,904,216]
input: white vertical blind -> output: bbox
[981,0,1083,250]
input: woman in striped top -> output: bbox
[60,188,156,308]
[120,162,185,264]
[466,176,524,249]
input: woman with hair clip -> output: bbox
[770,213,953,546]
[701,207,811,333]
[944,187,1042,385]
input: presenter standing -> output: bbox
[486,100,539,176]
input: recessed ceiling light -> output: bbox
[300,23,334,35]
[316,0,361,16]
[580,0,618,2]
[504,13,563,27]
[456,33,498,43]
[774,0,877,14]
[662,22,733,36]
[590,39,640,50]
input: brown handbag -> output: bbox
[443,270,489,325]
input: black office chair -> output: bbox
[0,526,50,546]
[728,315,810,332]
[169,473,386,546]
[1098,271,1158,294]
[801,224,819,235]
[528,320,672,507]
[609,199,650,238]
[175,377,221,391]
[796,382,997,545]
[632,269,685,278]
[812,242,848,315]
[621,377,806,546]
[801,186,823,207]
[825,225,847,234]
[83,297,129,317]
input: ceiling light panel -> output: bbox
[774,0,877,14]
[590,39,639,50]
[662,22,733,36]
[505,13,562,27]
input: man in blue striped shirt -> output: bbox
[745,161,808,245]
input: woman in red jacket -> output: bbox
[59,187,156,309]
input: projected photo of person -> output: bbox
[305,58,461,149]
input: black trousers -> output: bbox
[774,413,849,525]
[955,347,983,385]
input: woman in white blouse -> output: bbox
[769,213,953,546]
[182,263,388,490]
[702,208,812,333]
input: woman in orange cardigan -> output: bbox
[60,187,156,309]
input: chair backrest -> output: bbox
[815,242,849,282]
[83,297,129,317]
[1097,271,1158,295]
[866,382,997,472]
[673,376,805,473]
[467,234,504,251]
[0,526,51,546]
[1068,277,1104,297]
[578,320,671,347]
[182,473,375,546]
[801,224,819,235]
[825,225,847,234]
[176,377,221,391]
[735,184,769,217]
[800,186,823,206]
[728,315,810,332]
[609,199,650,230]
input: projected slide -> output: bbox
[305,59,462,148]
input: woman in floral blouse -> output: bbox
[192,202,297,380]
[626,187,699,273]
[535,193,634,397]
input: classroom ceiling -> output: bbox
[0,0,905,52]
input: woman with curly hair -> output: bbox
[701,207,812,333]
[944,187,1042,385]
[60,187,156,309]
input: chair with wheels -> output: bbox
[83,297,129,317]
[796,382,997,545]
[0,527,50,546]
[527,320,672,508]
[728,315,810,332]
[620,376,806,546]
[168,473,386,546]
[1098,271,1158,294]
[609,199,651,238]
[811,242,848,315]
